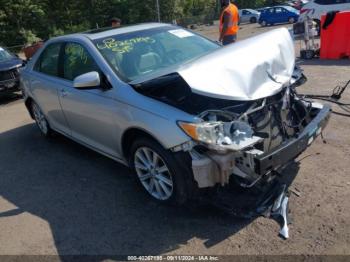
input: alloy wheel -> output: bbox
[134,147,174,201]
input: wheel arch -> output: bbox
[121,127,168,162]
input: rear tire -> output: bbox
[130,137,192,205]
[31,101,52,137]
[261,20,267,27]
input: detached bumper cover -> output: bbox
[254,105,331,175]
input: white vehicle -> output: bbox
[300,0,350,29]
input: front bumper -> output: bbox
[254,104,331,175]
[190,104,331,188]
[0,78,20,93]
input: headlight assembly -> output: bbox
[178,120,262,151]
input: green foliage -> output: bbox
[19,28,41,44]
[0,0,272,47]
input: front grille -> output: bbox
[0,68,18,81]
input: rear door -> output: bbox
[58,42,121,158]
[30,43,70,135]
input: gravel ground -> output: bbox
[0,23,349,257]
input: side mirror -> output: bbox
[73,71,100,89]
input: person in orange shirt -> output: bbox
[219,0,240,45]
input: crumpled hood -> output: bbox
[178,28,295,101]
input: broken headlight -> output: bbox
[178,121,227,145]
[178,120,262,151]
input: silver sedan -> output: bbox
[239,9,260,23]
[21,23,330,205]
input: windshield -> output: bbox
[93,26,220,82]
[0,47,14,62]
[284,6,298,12]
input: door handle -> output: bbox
[61,89,68,97]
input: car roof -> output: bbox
[270,5,297,11]
[49,23,171,42]
[84,23,170,40]
[243,8,257,12]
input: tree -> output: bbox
[0,0,272,47]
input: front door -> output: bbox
[58,42,120,158]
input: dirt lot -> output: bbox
[0,23,350,257]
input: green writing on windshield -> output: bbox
[96,37,155,54]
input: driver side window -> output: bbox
[63,43,99,81]
[275,7,283,13]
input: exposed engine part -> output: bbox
[238,99,266,121]
[197,109,239,122]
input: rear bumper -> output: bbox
[254,104,331,175]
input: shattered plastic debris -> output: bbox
[204,181,291,239]
[271,193,290,239]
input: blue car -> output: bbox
[259,6,299,26]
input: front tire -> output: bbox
[261,20,267,27]
[31,101,52,137]
[289,17,295,24]
[130,138,191,205]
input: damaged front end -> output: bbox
[130,27,331,238]
[134,77,331,239]
[177,88,331,189]
[132,28,330,191]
